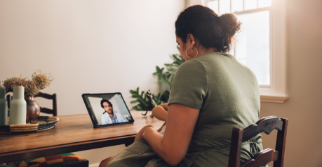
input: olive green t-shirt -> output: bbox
[168,52,263,166]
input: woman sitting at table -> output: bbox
[100,5,263,167]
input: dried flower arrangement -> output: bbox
[24,80,39,96]
[3,76,27,92]
[32,70,52,90]
[3,71,53,96]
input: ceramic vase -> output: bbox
[9,86,27,125]
[0,86,8,125]
[25,95,40,123]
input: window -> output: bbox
[206,0,287,103]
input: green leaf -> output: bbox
[129,46,184,111]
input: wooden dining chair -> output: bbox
[6,92,89,167]
[6,94,11,116]
[228,116,288,167]
[7,92,57,116]
[34,92,57,116]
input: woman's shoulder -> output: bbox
[176,52,228,74]
[195,52,245,71]
[197,52,235,62]
[177,59,206,74]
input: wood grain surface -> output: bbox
[0,111,163,163]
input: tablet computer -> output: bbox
[82,92,134,128]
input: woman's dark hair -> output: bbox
[175,5,241,52]
[100,99,113,108]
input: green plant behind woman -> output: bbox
[129,46,184,110]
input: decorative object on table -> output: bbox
[0,116,59,133]
[142,91,157,117]
[5,91,58,133]
[2,79,86,167]
[0,81,8,125]
[3,70,53,123]
[9,86,27,125]
[130,46,184,111]
[25,95,40,123]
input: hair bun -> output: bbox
[219,13,241,37]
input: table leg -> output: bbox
[125,139,134,147]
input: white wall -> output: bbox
[0,0,184,115]
[260,0,322,166]
[0,0,185,165]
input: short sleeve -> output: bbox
[168,60,208,109]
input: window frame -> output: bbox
[205,0,288,103]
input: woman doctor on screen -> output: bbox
[101,99,125,124]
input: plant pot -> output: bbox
[25,95,40,123]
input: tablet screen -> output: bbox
[82,92,134,127]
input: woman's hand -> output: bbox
[134,125,153,142]
[159,103,168,111]
[152,104,169,121]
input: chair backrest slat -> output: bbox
[6,94,11,116]
[273,118,288,167]
[228,116,288,167]
[35,92,57,116]
[242,116,283,142]
[6,92,57,116]
[243,149,279,167]
[35,92,54,100]
[39,108,55,115]
[228,128,243,167]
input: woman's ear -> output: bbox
[186,33,196,48]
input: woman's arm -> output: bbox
[143,103,199,166]
[152,103,169,121]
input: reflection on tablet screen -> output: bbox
[83,93,134,126]
[100,99,129,124]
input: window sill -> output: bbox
[260,95,288,103]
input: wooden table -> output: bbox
[0,111,163,163]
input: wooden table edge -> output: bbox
[0,134,135,163]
